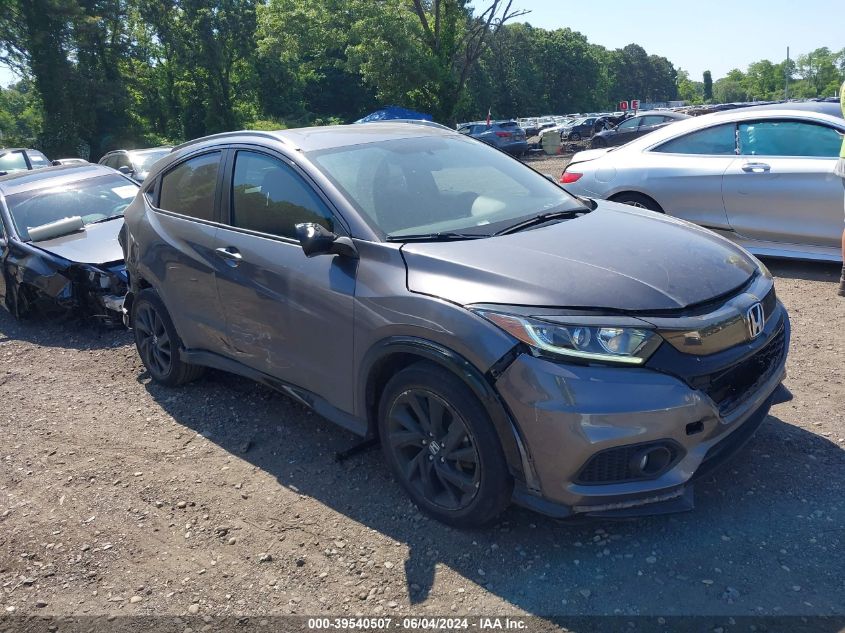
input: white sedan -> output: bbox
[560,108,845,262]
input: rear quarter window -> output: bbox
[653,124,737,155]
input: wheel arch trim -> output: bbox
[359,336,540,492]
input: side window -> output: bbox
[738,120,843,157]
[103,155,117,168]
[654,124,736,155]
[640,115,666,127]
[0,151,28,173]
[617,118,640,131]
[230,151,334,239]
[27,151,50,169]
[115,154,132,169]
[158,152,221,221]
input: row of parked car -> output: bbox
[0,104,836,526]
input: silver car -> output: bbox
[561,109,845,262]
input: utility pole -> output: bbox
[784,46,790,100]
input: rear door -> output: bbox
[147,150,228,351]
[213,148,356,412]
[722,118,844,247]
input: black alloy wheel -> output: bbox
[386,388,481,511]
[134,301,173,378]
[131,288,205,386]
[378,361,512,527]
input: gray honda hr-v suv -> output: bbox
[121,122,791,527]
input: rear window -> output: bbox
[27,151,51,169]
[499,121,519,129]
[158,152,221,221]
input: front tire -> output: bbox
[378,361,512,528]
[569,131,581,141]
[132,288,204,386]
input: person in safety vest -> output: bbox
[838,81,845,296]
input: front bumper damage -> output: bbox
[7,254,127,324]
[497,302,791,520]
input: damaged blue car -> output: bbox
[0,164,136,323]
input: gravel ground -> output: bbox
[0,252,843,625]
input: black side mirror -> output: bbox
[118,165,133,175]
[51,160,62,166]
[295,223,358,259]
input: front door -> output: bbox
[214,149,356,412]
[723,118,844,248]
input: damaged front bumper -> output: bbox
[7,256,128,323]
[498,307,791,520]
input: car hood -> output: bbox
[29,218,124,265]
[401,203,758,312]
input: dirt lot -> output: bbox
[1,253,844,625]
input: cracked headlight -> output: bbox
[475,310,661,365]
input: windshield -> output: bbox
[6,174,138,241]
[308,135,582,238]
[130,149,170,173]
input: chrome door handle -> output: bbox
[215,247,242,266]
[741,162,770,173]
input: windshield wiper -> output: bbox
[494,207,591,236]
[385,231,488,242]
[88,214,124,225]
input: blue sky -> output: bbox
[1,0,842,87]
[510,0,843,80]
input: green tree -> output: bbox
[0,80,42,145]
[703,70,713,101]
[796,47,842,97]
[0,0,80,154]
[348,0,527,123]
[676,69,703,104]
[256,0,375,122]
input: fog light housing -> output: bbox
[630,445,674,476]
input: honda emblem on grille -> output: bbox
[746,302,765,339]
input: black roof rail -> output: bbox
[171,130,290,153]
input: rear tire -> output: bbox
[611,192,663,212]
[378,361,512,528]
[132,288,205,386]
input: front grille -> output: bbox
[701,324,786,415]
[576,442,681,485]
